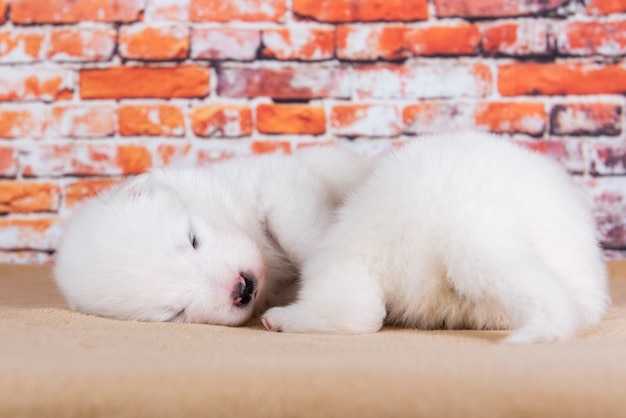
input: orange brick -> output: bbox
[118,104,185,136]
[191,105,252,137]
[0,146,17,176]
[48,27,116,62]
[558,20,626,56]
[587,0,626,14]
[251,141,292,154]
[11,0,143,24]
[119,24,190,61]
[146,0,190,20]
[0,29,44,63]
[22,144,152,177]
[550,103,622,136]
[336,25,406,60]
[483,20,552,56]
[80,66,210,99]
[0,181,60,213]
[257,104,326,135]
[498,63,626,96]
[116,145,153,175]
[191,28,261,60]
[65,178,121,208]
[0,217,62,250]
[403,101,476,134]
[483,24,517,53]
[51,104,115,138]
[191,0,285,22]
[331,104,401,137]
[156,143,193,166]
[0,105,48,139]
[0,68,73,101]
[263,27,335,61]
[293,0,428,22]
[406,23,480,56]
[217,66,350,99]
[0,1,7,24]
[474,101,546,136]
[434,0,567,17]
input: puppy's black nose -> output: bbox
[233,272,256,307]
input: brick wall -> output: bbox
[0,0,626,263]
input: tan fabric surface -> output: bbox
[1,262,626,418]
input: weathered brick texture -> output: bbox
[191,28,260,61]
[434,0,569,18]
[190,0,285,22]
[118,104,185,137]
[0,181,59,213]
[550,103,622,136]
[11,0,143,24]
[0,0,625,262]
[217,66,350,99]
[293,0,428,22]
[558,20,626,56]
[474,102,546,136]
[262,27,335,61]
[64,178,120,208]
[119,24,190,61]
[353,62,492,99]
[191,105,253,137]
[49,27,116,62]
[257,104,326,135]
[0,67,73,101]
[482,20,553,57]
[0,29,44,63]
[50,104,116,138]
[587,0,626,14]
[332,104,402,137]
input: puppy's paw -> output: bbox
[501,303,579,344]
[262,306,301,332]
[262,303,383,334]
[502,324,575,344]
[261,307,284,332]
[261,305,332,333]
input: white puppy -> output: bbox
[262,132,610,343]
[54,148,373,326]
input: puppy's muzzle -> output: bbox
[232,272,257,307]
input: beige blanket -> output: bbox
[1,262,626,417]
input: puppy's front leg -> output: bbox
[262,260,386,334]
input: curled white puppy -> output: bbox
[54,148,373,326]
[262,132,610,343]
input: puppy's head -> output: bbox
[54,171,266,326]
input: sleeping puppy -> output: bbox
[54,147,374,326]
[262,132,610,343]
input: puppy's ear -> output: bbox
[116,173,154,199]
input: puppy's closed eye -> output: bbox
[189,229,199,250]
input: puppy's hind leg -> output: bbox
[262,260,386,334]
[448,222,582,344]
[459,245,581,343]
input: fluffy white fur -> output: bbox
[54,147,373,326]
[262,132,610,343]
